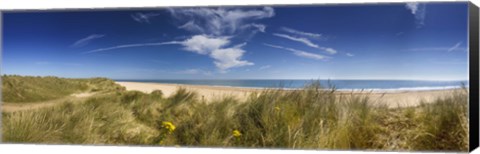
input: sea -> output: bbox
[115,79,469,92]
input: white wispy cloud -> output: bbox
[406,2,419,14]
[405,2,426,28]
[82,41,181,54]
[448,42,462,52]
[273,33,319,48]
[243,23,266,33]
[280,27,323,39]
[178,21,205,33]
[167,7,274,36]
[71,34,105,47]
[131,13,160,23]
[181,35,254,72]
[181,35,230,55]
[273,33,337,54]
[322,48,338,55]
[346,53,354,57]
[210,48,254,72]
[263,43,329,60]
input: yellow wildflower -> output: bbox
[232,130,241,138]
[162,121,176,133]
[274,106,280,111]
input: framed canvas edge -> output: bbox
[469,1,480,152]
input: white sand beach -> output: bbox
[116,81,463,108]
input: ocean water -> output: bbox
[116,79,469,91]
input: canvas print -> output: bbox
[1,2,471,152]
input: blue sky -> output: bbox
[2,2,469,80]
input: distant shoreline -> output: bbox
[116,81,464,108]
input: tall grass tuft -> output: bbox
[410,89,469,151]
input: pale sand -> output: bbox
[116,81,464,108]
[116,82,264,102]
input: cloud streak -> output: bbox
[71,34,105,47]
[280,27,323,39]
[82,41,180,54]
[273,33,319,48]
[405,2,426,28]
[448,42,462,52]
[131,13,161,23]
[273,33,337,54]
[263,43,329,60]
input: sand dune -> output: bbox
[2,92,98,112]
[116,81,462,108]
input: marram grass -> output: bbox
[2,75,125,103]
[1,78,469,152]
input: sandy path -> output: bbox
[116,81,462,108]
[2,92,96,113]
